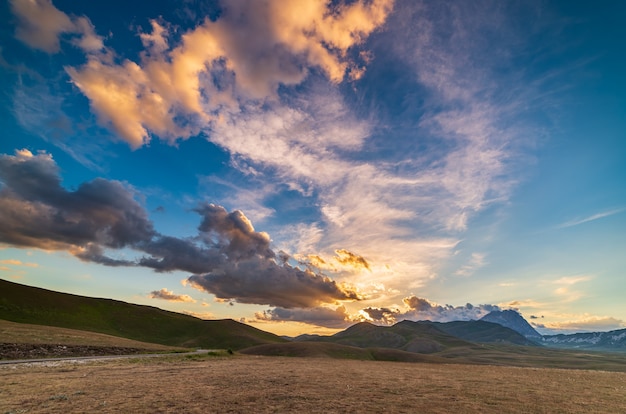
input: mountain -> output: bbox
[298,320,477,353]
[299,319,538,353]
[429,320,538,346]
[542,329,626,352]
[0,278,285,350]
[480,310,542,341]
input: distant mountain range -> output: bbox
[478,309,626,352]
[542,329,626,352]
[295,318,537,352]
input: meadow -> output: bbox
[2,355,625,413]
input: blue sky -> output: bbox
[1,0,624,336]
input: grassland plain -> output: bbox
[2,355,626,414]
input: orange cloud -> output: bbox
[64,0,394,147]
[149,288,196,303]
[10,0,102,53]
[0,259,39,267]
[334,249,370,270]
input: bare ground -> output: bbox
[2,355,625,413]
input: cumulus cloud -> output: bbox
[255,305,353,329]
[58,0,394,147]
[187,260,360,309]
[10,0,103,53]
[0,149,155,251]
[0,149,359,309]
[360,307,398,325]
[149,288,196,303]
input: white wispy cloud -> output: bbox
[557,208,626,229]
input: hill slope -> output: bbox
[0,279,284,350]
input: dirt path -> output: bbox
[0,349,213,365]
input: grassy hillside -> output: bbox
[305,320,475,353]
[0,319,183,350]
[0,279,284,350]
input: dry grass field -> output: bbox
[0,319,184,351]
[2,355,625,413]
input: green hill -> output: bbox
[0,279,284,350]
[301,320,476,353]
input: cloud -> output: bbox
[549,275,592,303]
[255,305,352,329]
[0,259,38,267]
[187,260,360,309]
[0,149,155,251]
[360,307,398,325]
[541,316,625,332]
[10,0,103,53]
[10,0,73,53]
[334,249,370,271]
[297,248,371,273]
[149,288,196,303]
[60,0,393,147]
[454,252,486,277]
[360,296,500,325]
[557,208,626,229]
[0,149,358,309]
[553,275,592,286]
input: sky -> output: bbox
[1,0,625,336]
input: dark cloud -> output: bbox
[0,150,155,251]
[138,235,224,274]
[188,260,360,309]
[361,307,398,324]
[195,204,274,261]
[0,149,359,309]
[255,306,352,329]
[402,296,433,312]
